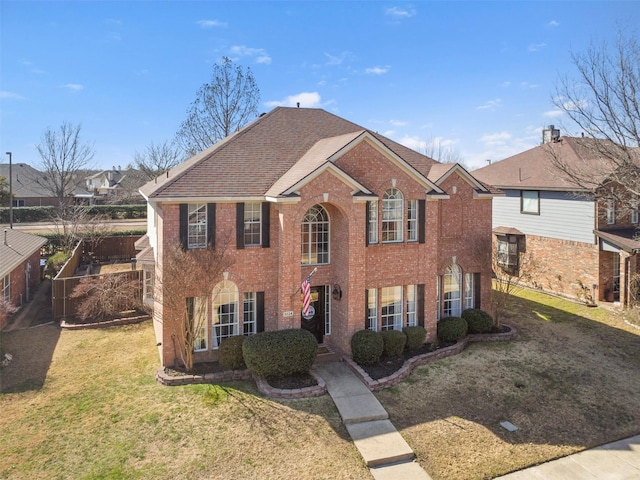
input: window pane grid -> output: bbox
[382,188,403,243]
[381,286,403,331]
[443,265,462,317]
[244,202,262,246]
[324,285,331,336]
[301,205,330,265]
[368,201,378,244]
[367,288,378,331]
[464,273,474,310]
[243,292,256,335]
[2,275,10,302]
[188,203,207,249]
[212,281,239,349]
[188,297,208,352]
[407,200,418,242]
[406,284,417,327]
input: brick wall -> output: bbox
[2,251,42,329]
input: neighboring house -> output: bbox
[0,229,47,329]
[84,167,146,204]
[138,107,495,368]
[0,163,59,207]
[474,126,640,306]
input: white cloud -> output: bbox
[398,134,426,151]
[229,45,271,64]
[365,65,390,75]
[520,81,538,89]
[476,98,503,110]
[528,43,547,52]
[480,131,512,146]
[0,91,25,100]
[390,119,408,127]
[265,92,323,108]
[385,7,417,19]
[544,109,564,117]
[63,83,84,91]
[547,20,560,27]
[197,19,227,28]
[501,81,512,88]
[324,51,354,66]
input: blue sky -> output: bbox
[1,1,639,172]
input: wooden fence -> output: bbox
[84,235,142,263]
[52,269,142,320]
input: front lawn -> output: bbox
[377,289,640,479]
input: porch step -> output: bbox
[315,344,341,364]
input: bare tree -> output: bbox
[133,140,184,180]
[157,241,234,371]
[70,273,142,322]
[36,121,95,206]
[420,137,464,164]
[50,204,113,254]
[550,29,640,212]
[175,57,261,157]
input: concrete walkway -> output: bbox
[495,434,640,479]
[313,362,432,480]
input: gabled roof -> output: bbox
[473,137,616,192]
[427,163,496,195]
[140,107,442,201]
[0,163,52,198]
[0,229,47,277]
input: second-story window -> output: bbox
[188,203,207,249]
[521,190,540,215]
[244,202,262,246]
[382,188,404,242]
[606,199,615,225]
[301,205,330,265]
[407,200,418,242]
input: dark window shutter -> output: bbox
[261,202,270,248]
[256,291,265,333]
[207,203,216,249]
[365,202,370,246]
[474,273,481,309]
[418,199,426,244]
[365,289,370,328]
[179,204,188,250]
[417,284,425,327]
[236,203,245,249]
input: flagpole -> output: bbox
[291,267,318,298]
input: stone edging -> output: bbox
[343,324,518,391]
[253,372,326,399]
[60,315,151,330]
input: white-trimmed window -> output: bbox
[301,205,330,265]
[2,274,10,303]
[521,190,540,215]
[244,202,262,246]
[406,284,417,327]
[243,292,257,335]
[407,200,418,242]
[187,297,208,352]
[381,286,403,331]
[632,197,639,224]
[606,199,615,225]
[368,200,378,245]
[143,268,154,303]
[443,264,462,317]
[464,273,474,310]
[212,280,239,349]
[188,203,207,249]
[367,288,378,331]
[324,286,332,336]
[382,188,404,242]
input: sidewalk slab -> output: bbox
[346,419,414,467]
[333,393,388,424]
[370,461,433,480]
[313,362,372,397]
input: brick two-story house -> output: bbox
[139,107,495,368]
[474,126,640,306]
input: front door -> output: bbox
[301,286,324,343]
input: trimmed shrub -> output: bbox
[404,325,427,351]
[242,329,317,378]
[380,330,407,357]
[218,336,246,371]
[351,329,384,366]
[437,316,468,343]
[462,309,494,334]
[46,251,71,277]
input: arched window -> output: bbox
[301,205,329,265]
[212,280,239,349]
[443,264,462,317]
[382,188,403,242]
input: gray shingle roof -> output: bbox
[0,229,47,277]
[140,107,441,200]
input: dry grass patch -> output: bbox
[376,289,640,480]
[0,321,369,480]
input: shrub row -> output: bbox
[438,309,495,343]
[242,329,317,378]
[0,204,147,223]
[351,325,428,366]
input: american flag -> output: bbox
[301,274,311,316]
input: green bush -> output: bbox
[380,330,407,357]
[218,336,246,371]
[242,329,317,378]
[0,204,146,223]
[462,309,494,334]
[437,316,468,343]
[46,251,71,277]
[351,329,384,366]
[403,325,427,350]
